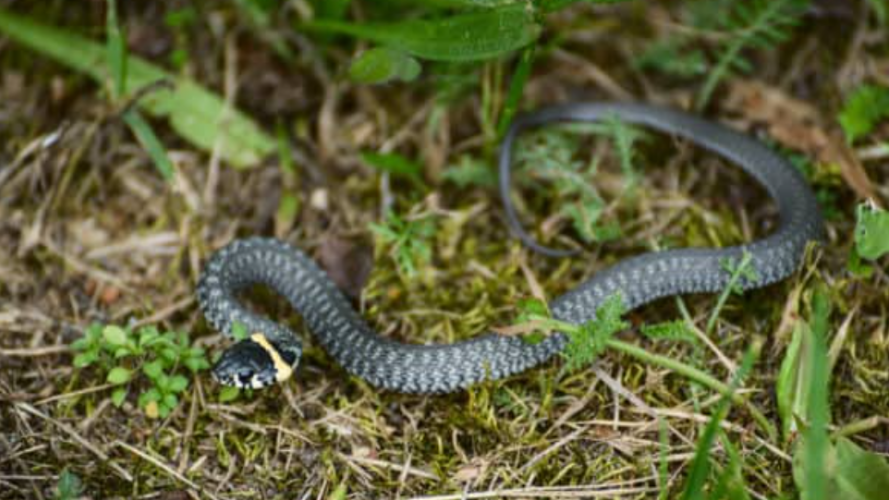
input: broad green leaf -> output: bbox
[168,375,189,393]
[55,469,83,500]
[102,325,129,346]
[350,47,421,84]
[111,387,128,407]
[143,359,165,380]
[70,338,91,351]
[162,393,178,409]
[303,4,541,62]
[73,351,98,368]
[834,437,889,500]
[854,201,889,261]
[539,0,632,12]
[232,321,250,341]
[139,388,161,406]
[219,386,240,403]
[839,85,889,143]
[0,8,275,168]
[106,366,132,385]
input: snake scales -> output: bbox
[197,103,824,392]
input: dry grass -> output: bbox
[1,1,888,499]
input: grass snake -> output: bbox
[197,103,824,392]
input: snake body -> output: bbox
[197,103,824,393]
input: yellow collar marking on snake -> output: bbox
[251,332,293,382]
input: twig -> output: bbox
[14,403,133,482]
[0,345,69,357]
[115,440,222,500]
[338,452,438,481]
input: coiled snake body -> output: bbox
[197,103,824,392]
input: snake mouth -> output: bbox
[212,335,284,389]
[211,333,298,389]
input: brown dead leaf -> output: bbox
[725,80,877,201]
[453,458,489,483]
[316,235,373,300]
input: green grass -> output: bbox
[1,1,887,498]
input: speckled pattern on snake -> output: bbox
[196,102,825,393]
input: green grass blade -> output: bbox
[303,4,541,62]
[123,110,175,181]
[497,44,535,138]
[105,0,126,99]
[800,289,831,500]
[680,341,759,500]
[0,7,275,168]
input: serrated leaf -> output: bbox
[640,320,698,345]
[106,366,132,385]
[304,4,541,62]
[102,325,129,346]
[350,47,421,84]
[0,8,275,168]
[111,387,128,407]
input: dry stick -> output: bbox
[115,440,223,500]
[407,485,657,500]
[14,403,133,482]
[337,452,438,481]
[0,345,70,357]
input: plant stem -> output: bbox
[608,338,776,440]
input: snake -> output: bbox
[196,102,824,392]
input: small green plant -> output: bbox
[370,211,436,278]
[780,289,889,500]
[442,155,498,188]
[54,469,83,500]
[560,293,628,373]
[838,85,889,144]
[72,323,210,418]
[512,292,774,436]
[515,119,642,244]
[635,0,810,109]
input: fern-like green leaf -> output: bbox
[562,293,628,373]
[697,0,810,109]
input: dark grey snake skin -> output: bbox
[197,103,824,393]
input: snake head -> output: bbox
[212,333,300,389]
